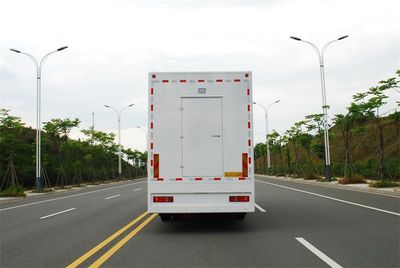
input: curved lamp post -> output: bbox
[136,126,148,171]
[290,35,348,181]
[104,104,134,177]
[10,46,68,192]
[253,99,281,169]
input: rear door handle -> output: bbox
[211,135,221,138]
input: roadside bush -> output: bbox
[0,185,26,197]
[338,174,366,184]
[369,180,399,188]
[304,170,319,180]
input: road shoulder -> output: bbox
[256,174,400,198]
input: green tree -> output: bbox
[81,128,116,150]
[43,118,80,140]
[0,109,34,189]
[352,72,399,180]
[254,143,266,159]
[287,121,305,177]
[42,118,81,186]
[0,109,26,161]
[139,151,148,167]
[333,99,365,180]
[282,131,292,176]
[254,143,266,173]
[267,130,283,174]
[305,113,325,161]
[298,131,315,179]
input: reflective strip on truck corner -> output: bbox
[242,153,248,177]
[154,154,159,178]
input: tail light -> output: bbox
[153,196,174,203]
[229,196,249,202]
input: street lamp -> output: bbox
[253,99,281,169]
[136,126,148,142]
[104,104,134,177]
[10,46,68,192]
[136,126,149,168]
[290,35,348,181]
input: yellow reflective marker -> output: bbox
[89,213,158,268]
[66,211,149,268]
[224,172,242,177]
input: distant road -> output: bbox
[1,176,399,267]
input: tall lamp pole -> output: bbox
[136,126,149,169]
[10,46,68,192]
[104,104,134,177]
[290,35,348,181]
[253,100,281,169]
[136,126,148,148]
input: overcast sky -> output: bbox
[1,0,399,152]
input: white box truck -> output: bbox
[147,72,255,220]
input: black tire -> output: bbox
[159,214,171,221]
[160,214,179,221]
[235,213,246,220]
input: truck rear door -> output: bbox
[181,96,223,177]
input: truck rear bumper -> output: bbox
[148,192,255,213]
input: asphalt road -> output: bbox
[0,176,399,268]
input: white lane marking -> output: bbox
[105,194,120,200]
[255,203,266,212]
[256,174,400,199]
[256,179,400,217]
[0,180,146,212]
[40,208,76,219]
[296,237,343,268]
[133,188,143,192]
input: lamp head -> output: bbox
[338,35,349,40]
[104,105,110,108]
[57,46,68,51]
[290,36,302,41]
[10,48,21,53]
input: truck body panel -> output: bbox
[147,72,255,214]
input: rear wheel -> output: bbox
[234,213,246,220]
[159,214,182,221]
[159,214,172,221]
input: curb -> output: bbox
[256,174,400,198]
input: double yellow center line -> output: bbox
[67,211,157,268]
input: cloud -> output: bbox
[1,0,399,150]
